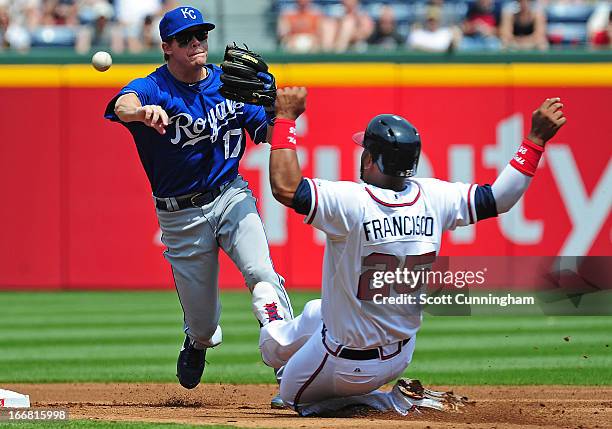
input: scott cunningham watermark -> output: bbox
[363,256,612,315]
[373,293,535,307]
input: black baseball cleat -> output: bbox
[176,335,206,389]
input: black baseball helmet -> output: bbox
[353,114,421,177]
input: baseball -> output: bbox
[92,51,112,72]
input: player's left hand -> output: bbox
[275,87,307,121]
[527,97,566,147]
[219,43,276,107]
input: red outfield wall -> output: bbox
[0,65,610,289]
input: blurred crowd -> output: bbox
[0,0,609,53]
[277,0,612,53]
[0,0,179,53]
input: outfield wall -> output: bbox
[0,63,610,289]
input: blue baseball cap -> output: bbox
[159,6,215,41]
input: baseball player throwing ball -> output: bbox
[253,87,565,415]
[104,6,293,404]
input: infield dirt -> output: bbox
[4,383,610,429]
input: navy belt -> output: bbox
[337,338,410,360]
[321,325,410,361]
[155,188,222,212]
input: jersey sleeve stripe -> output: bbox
[304,178,318,225]
[253,121,267,144]
[467,184,476,224]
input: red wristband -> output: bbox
[510,139,544,177]
[270,118,297,151]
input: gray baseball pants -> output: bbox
[156,175,293,348]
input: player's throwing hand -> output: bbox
[113,93,170,135]
[141,105,169,135]
[527,97,566,147]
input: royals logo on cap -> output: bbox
[159,6,215,41]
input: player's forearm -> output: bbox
[491,98,565,215]
[491,165,532,214]
[491,138,543,214]
[115,104,147,123]
[114,93,145,123]
[114,93,168,134]
[270,149,302,206]
[269,118,302,206]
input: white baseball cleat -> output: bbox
[252,281,285,326]
[270,393,286,409]
[270,366,287,409]
[392,378,470,414]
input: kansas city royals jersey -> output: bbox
[105,64,268,197]
[297,178,484,348]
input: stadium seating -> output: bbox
[546,3,595,46]
[30,26,76,48]
[272,0,599,49]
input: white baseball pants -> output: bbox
[260,299,416,416]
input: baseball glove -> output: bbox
[219,43,276,107]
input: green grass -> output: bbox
[0,420,248,429]
[0,291,610,385]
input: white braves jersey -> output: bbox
[303,177,477,348]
